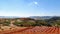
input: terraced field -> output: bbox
[0,26,60,34]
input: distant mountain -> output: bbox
[0,16,59,20]
[0,16,20,18]
[29,16,53,20]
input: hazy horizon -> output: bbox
[0,0,60,17]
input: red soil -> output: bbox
[0,26,60,34]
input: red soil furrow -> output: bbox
[23,29,34,34]
[54,27,59,34]
[51,27,56,33]
[1,26,60,34]
[38,27,43,32]
[47,27,53,33]
[30,26,41,32]
[40,27,47,32]
[11,27,35,34]
[41,28,46,32]
[59,28,60,34]
[10,27,59,34]
[5,27,34,34]
[45,27,52,32]
[44,27,51,32]
[4,27,30,34]
[50,27,55,33]
[57,27,59,34]
[41,27,50,34]
[22,27,36,34]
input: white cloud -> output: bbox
[34,2,38,5]
[28,1,39,7]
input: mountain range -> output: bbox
[29,16,53,20]
[0,16,59,20]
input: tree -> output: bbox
[35,20,47,26]
[13,21,24,27]
[3,21,10,26]
[26,21,36,26]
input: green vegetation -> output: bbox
[13,22,24,27]
[0,20,10,26]
[3,21,10,26]
[0,17,60,27]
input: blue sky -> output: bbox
[0,0,60,17]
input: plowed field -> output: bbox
[0,26,60,34]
